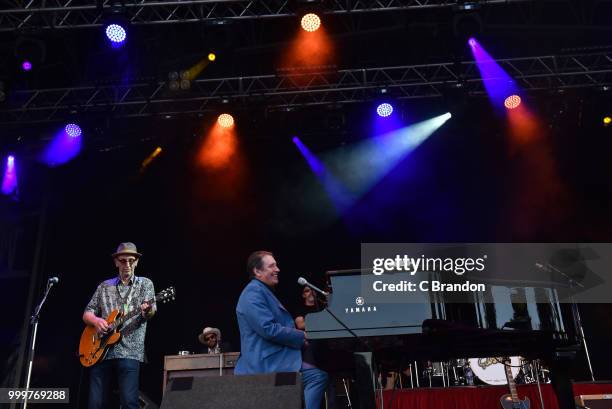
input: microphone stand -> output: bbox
[23,279,56,409]
[302,280,380,409]
[313,292,380,409]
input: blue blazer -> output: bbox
[235,279,304,374]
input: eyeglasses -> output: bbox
[117,258,138,265]
[205,335,217,341]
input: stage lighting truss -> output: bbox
[1,51,612,124]
[0,0,535,31]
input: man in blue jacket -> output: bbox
[235,250,328,409]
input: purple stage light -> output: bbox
[376,103,394,118]
[2,155,17,195]
[64,123,82,138]
[105,24,127,44]
[468,38,521,109]
[22,60,32,71]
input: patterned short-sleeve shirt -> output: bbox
[84,275,155,362]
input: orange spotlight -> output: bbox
[282,22,334,72]
[301,13,321,32]
[504,95,522,110]
[603,116,611,126]
[199,122,237,169]
[217,113,234,128]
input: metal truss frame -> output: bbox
[1,51,611,124]
[0,0,535,31]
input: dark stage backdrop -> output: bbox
[3,99,612,407]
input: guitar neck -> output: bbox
[503,359,520,404]
[112,296,156,329]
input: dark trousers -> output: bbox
[88,358,140,409]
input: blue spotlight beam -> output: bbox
[42,124,83,166]
[293,137,355,212]
[323,113,452,206]
[294,113,452,213]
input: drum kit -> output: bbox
[389,357,550,388]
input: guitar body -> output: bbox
[78,286,175,367]
[500,394,530,409]
[499,356,531,409]
[79,309,123,367]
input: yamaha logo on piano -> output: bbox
[345,297,378,314]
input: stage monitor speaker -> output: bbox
[160,372,303,409]
[575,394,612,409]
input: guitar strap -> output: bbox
[116,276,136,315]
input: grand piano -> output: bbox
[305,269,581,409]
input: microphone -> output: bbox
[48,277,59,284]
[535,262,551,272]
[297,277,329,297]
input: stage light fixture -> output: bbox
[376,103,394,118]
[65,123,82,138]
[141,147,163,171]
[301,13,321,32]
[22,60,32,72]
[604,116,612,126]
[15,37,46,72]
[105,23,127,45]
[455,2,480,11]
[217,113,235,128]
[504,95,521,110]
[208,53,216,62]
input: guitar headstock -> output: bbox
[155,286,176,304]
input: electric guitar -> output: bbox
[78,286,175,367]
[500,357,530,409]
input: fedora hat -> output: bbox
[198,327,221,344]
[111,242,142,258]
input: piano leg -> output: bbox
[353,352,376,409]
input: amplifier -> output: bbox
[575,394,612,409]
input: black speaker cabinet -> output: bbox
[160,372,303,409]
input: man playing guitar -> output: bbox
[82,242,156,409]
